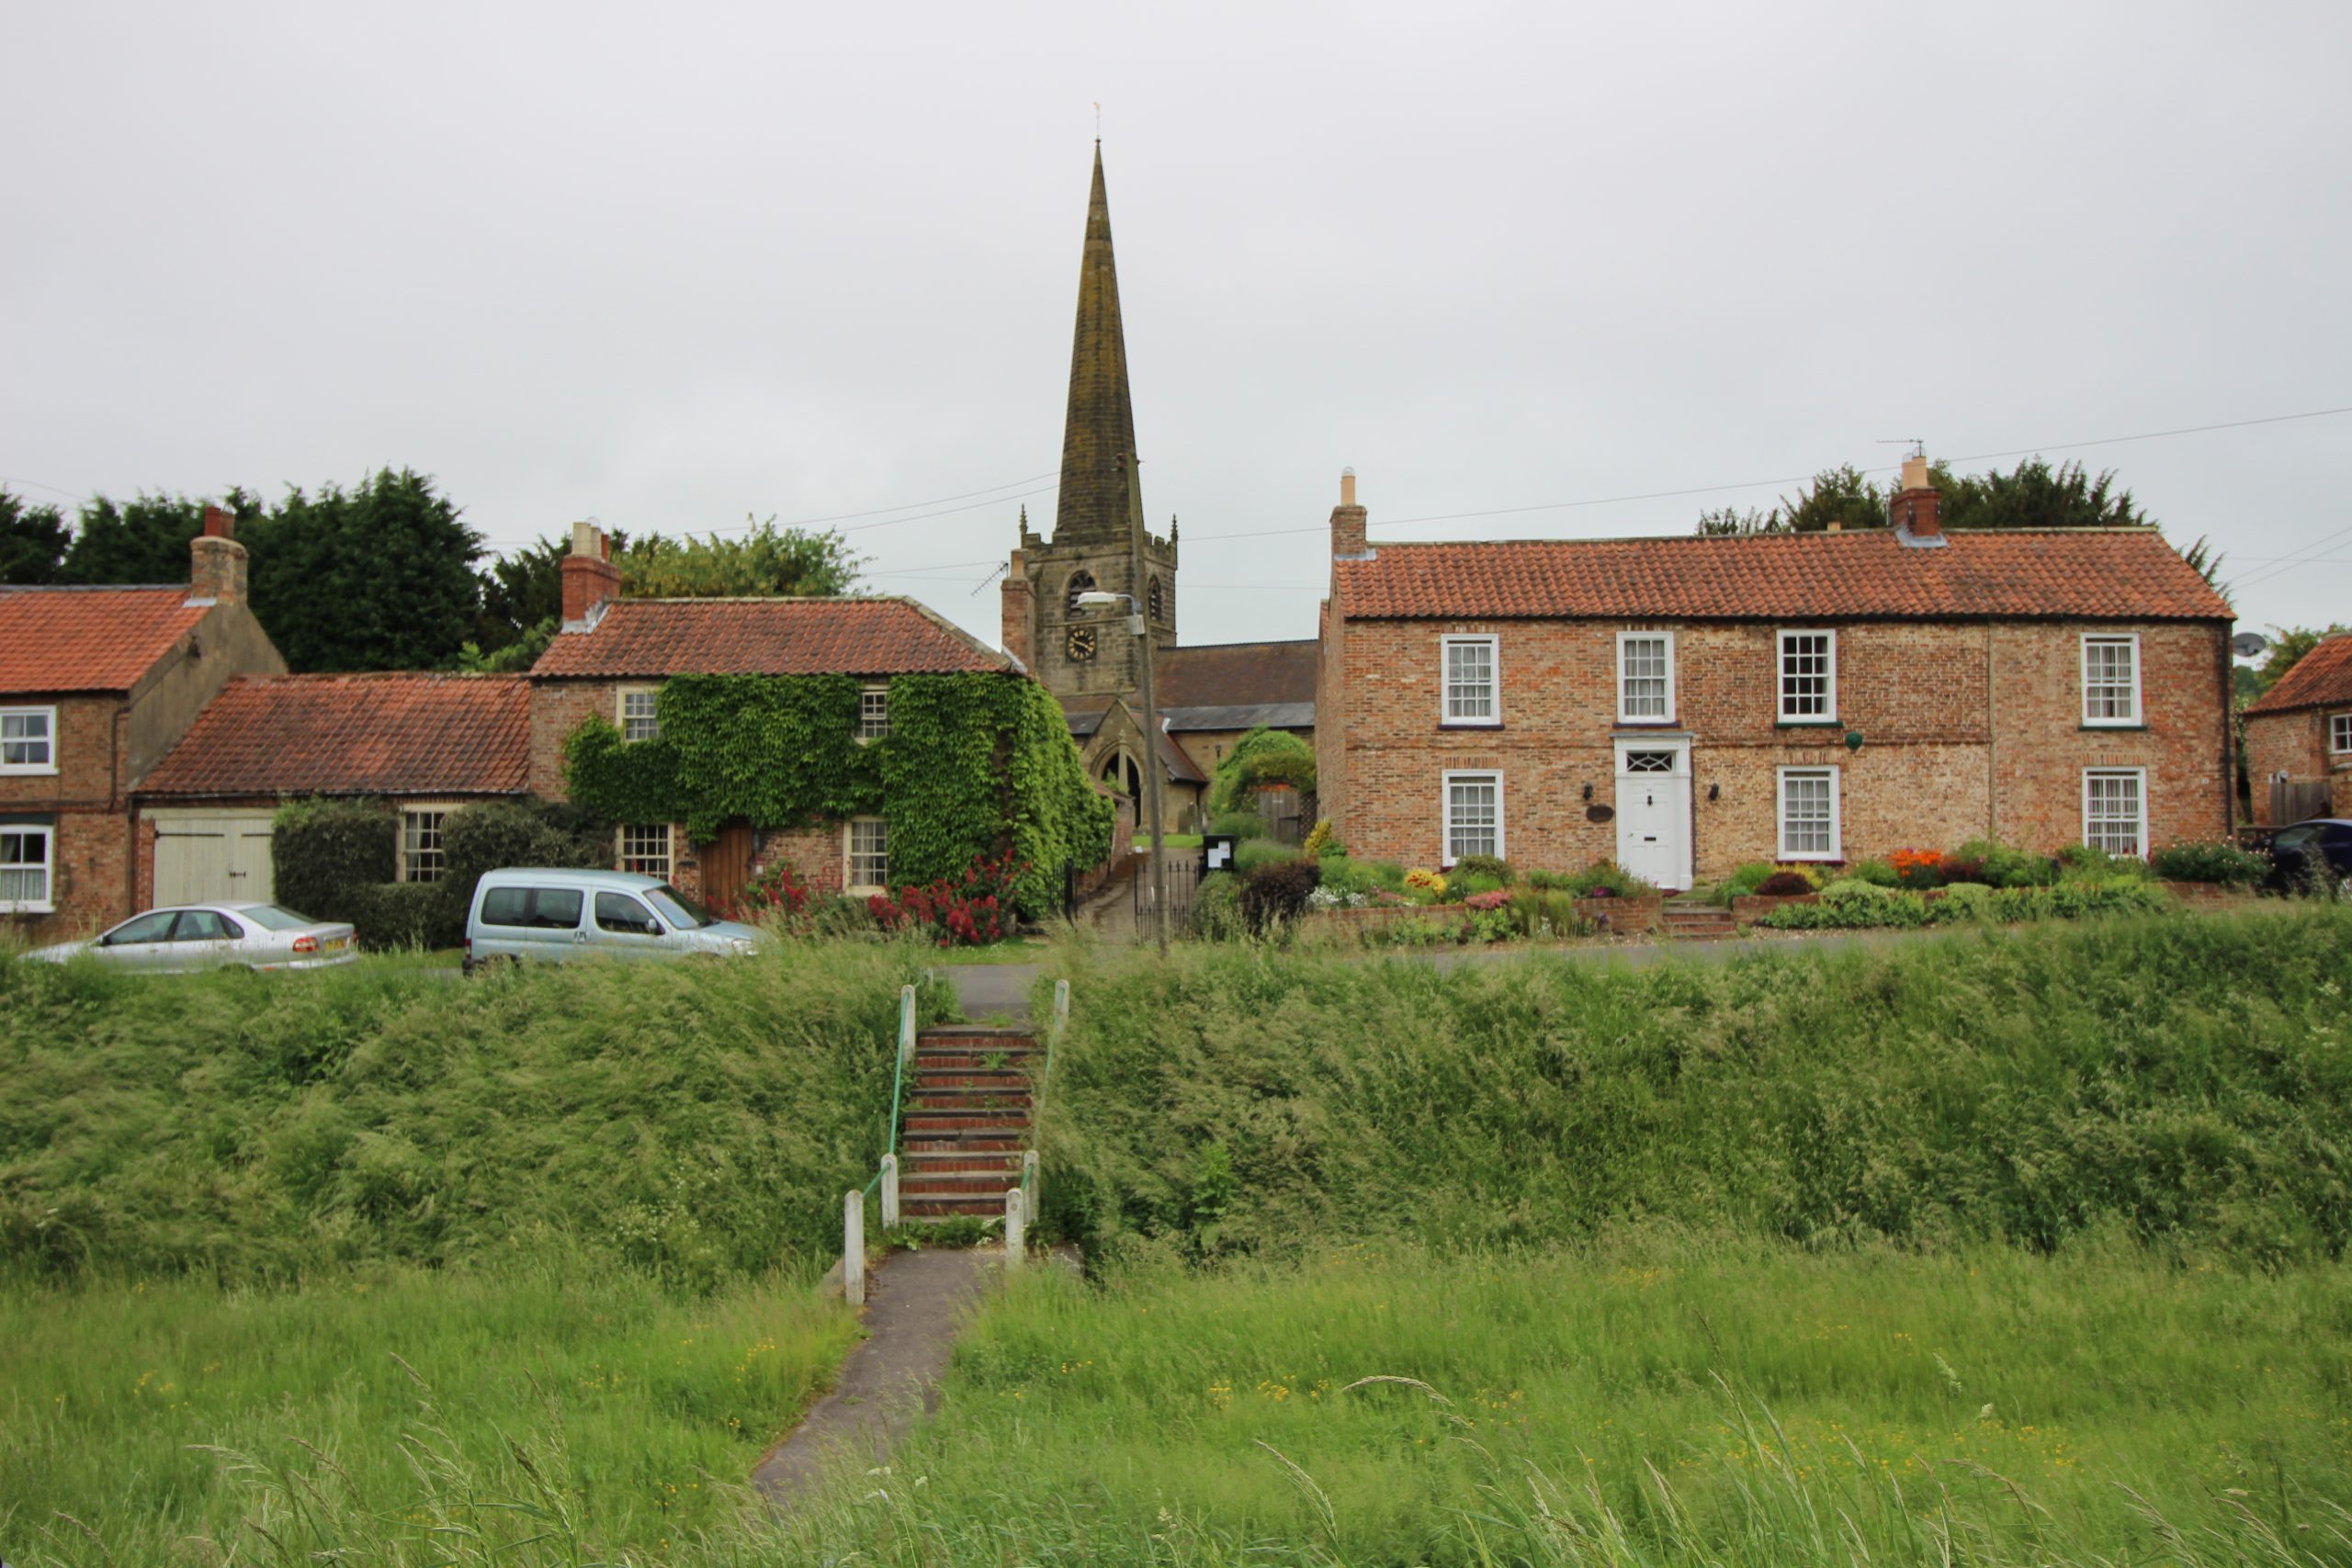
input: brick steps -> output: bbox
[1660,898,1737,940]
[892,1025,1039,1224]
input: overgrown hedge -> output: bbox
[271,797,609,950]
[562,673,1114,919]
[1036,908,2352,1266]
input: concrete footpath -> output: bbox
[752,1247,994,1506]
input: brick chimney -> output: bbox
[1892,453,1943,541]
[188,504,248,606]
[560,521,621,622]
[1001,548,1035,667]
[1331,468,1369,558]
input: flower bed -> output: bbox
[1299,892,1662,942]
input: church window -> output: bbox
[1066,570,1097,615]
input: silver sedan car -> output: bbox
[25,903,358,972]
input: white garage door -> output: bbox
[153,812,277,906]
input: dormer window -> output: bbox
[1617,631,1675,724]
[2081,635,2142,726]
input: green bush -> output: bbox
[1452,853,1512,885]
[341,882,444,950]
[1506,887,1597,939]
[1207,809,1267,840]
[1187,871,1245,941]
[270,797,398,925]
[1238,860,1320,932]
[1758,875,2169,931]
[1560,862,1656,898]
[1953,838,2059,887]
[1035,908,2352,1262]
[2150,839,2268,886]
[1313,857,1397,901]
[1232,837,1304,873]
[1848,858,1900,886]
[1713,862,1775,904]
[2058,841,2150,880]
[1204,726,1316,817]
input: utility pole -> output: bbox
[1126,451,1170,954]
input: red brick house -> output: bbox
[1316,461,2234,888]
[2244,633,2352,824]
[0,513,285,941]
[531,524,1035,906]
[133,672,530,904]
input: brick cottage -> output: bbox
[528,524,1033,907]
[1315,459,2235,888]
[2243,632,2352,824]
[0,511,283,942]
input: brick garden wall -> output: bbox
[1321,616,2232,884]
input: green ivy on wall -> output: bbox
[563,673,1113,918]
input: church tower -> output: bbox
[1004,144,1177,699]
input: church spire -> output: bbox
[1052,142,1141,547]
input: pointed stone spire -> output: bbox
[1052,142,1141,547]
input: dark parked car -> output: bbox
[2265,818,2352,897]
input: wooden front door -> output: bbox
[703,821,756,915]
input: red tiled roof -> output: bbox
[139,674,529,797]
[2245,634,2352,716]
[1336,529,2233,623]
[1156,640,1318,708]
[531,597,1012,679]
[0,586,210,693]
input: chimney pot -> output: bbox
[1340,468,1357,508]
[1893,453,1944,542]
[189,510,249,606]
[560,521,623,622]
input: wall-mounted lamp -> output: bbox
[1844,729,1865,752]
[1707,784,1720,802]
[1580,783,1593,802]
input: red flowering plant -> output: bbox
[1888,848,1945,889]
[721,859,836,933]
[870,851,1028,947]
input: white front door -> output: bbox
[1614,740,1692,890]
[153,811,277,906]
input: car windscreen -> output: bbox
[240,905,317,931]
[646,886,714,929]
[2273,827,2316,853]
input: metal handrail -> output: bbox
[846,982,921,1304]
[1019,978,1070,1216]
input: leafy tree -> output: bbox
[2245,626,2352,701]
[245,468,484,672]
[0,491,69,583]
[616,517,862,598]
[455,618,557,673]
[57,492,247,584]
[1695,457,2160,537]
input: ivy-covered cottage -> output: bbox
[535,525,1113,917]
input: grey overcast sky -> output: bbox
[5,1,2346,651]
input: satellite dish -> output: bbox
[2232,631,2270,659]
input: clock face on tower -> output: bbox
[1065,625,1097,661]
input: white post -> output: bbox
[1052,978,1070,1041]
[880,1154,900,1228]
[843,1189,865,1306]
[1003,1188,1025,1268]
[1022,1148,1040,1212]
[899,985,917,1067]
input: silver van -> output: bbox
[463,868,763,973]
